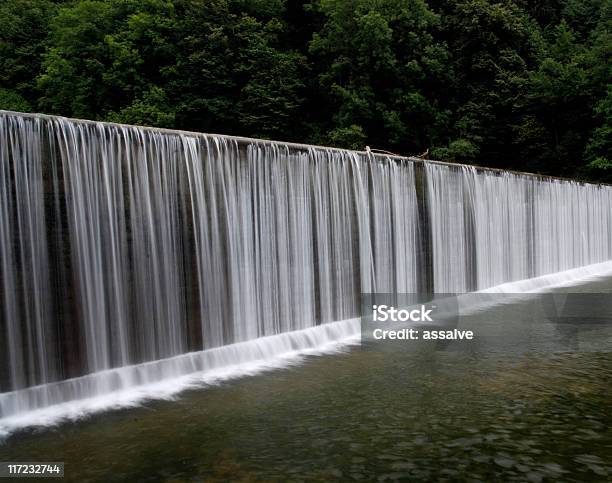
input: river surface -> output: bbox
[0,277,611,482]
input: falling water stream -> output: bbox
[1,110,611,433]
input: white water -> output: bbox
[0,318,361,438]
[426,163,612,292]
[1,110,611,434]
[2,261,612,438]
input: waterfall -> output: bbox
[425,163,612,291]
[1,110,611,426]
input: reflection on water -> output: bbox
[0,278,611,482]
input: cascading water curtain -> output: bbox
[1,110,611,419]
[425,162,612,292]
[0,112,423,418]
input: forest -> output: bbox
[0,0,610,181]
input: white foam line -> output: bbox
[479,260,612,293]
[0,319,360,439]
[450,261,612,317]
[2,260,612,439]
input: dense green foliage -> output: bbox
[0,0,609,180]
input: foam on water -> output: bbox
[0,319,360,438]
[480,260,612,293]
[4,261,612,438]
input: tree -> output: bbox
[0,0,59,112]
[307,0,449,153]
[170,0,307,139]
[37,0,176,123]
[515,0,610,177]
[0,0,608,182]
[429,0,543,168]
